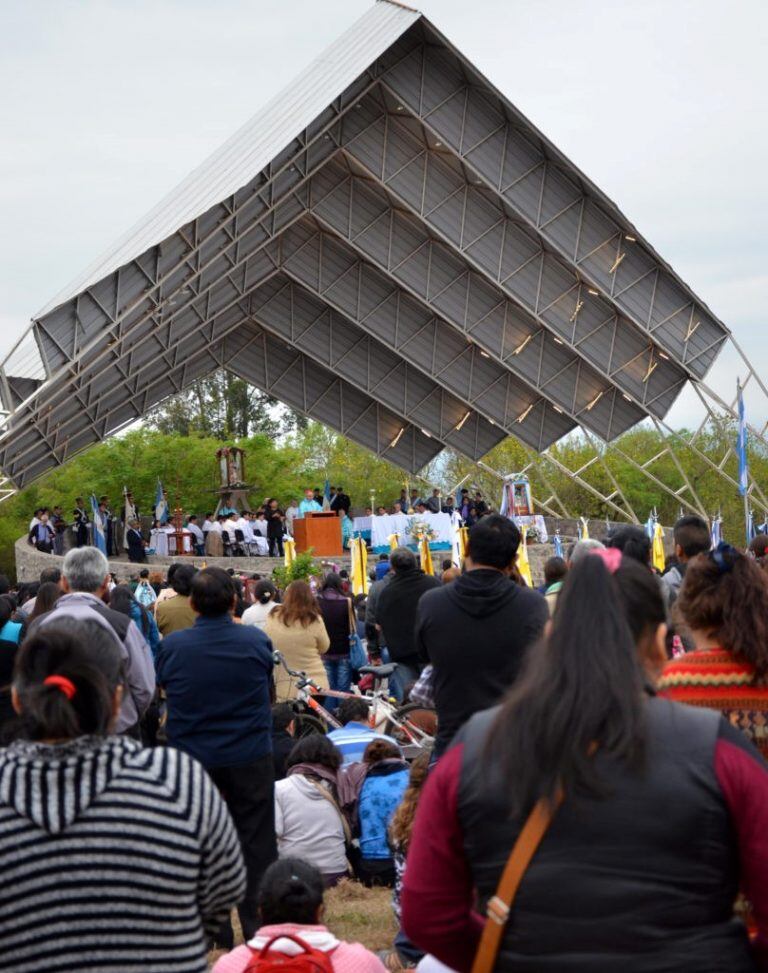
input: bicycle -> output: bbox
[273,651,436,757]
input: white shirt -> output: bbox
[252,518,268,538]
[201,519,214,534]
[29,517,40,532]
[237,517,253,542]
[186,522,204,544]
[241,601,277,629]
[209,521,223,534]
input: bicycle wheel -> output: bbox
[386,702,437,748]
[294,712,329,738]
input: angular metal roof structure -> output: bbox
[0,0,762,519]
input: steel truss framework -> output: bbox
[0,1,764,523]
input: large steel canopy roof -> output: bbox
[0,0,731,494]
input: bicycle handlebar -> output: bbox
[273,650,322,692]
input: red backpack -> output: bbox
[243,933,335,973]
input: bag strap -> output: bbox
[470,789,563,973]
[306,778,352,844]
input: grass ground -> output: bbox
[208,881,396,968]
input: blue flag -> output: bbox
[710,515,722,549]
[737,381,748,498]
[553,532,563,558]
[89,494,106,555]
[155,479,169,524]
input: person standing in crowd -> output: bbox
[375,553,391,581]
[73,497,89,547]
[356,740,409,888]
[265,581,330,700]
[441,494,455,516]
[376,548,441,702]
[50,505,66,555]
[425,489,441,514]
[186,514,205,555]
[658,542,768,758]
[606,524,652,566]
[270,703,296,781]
[402,550,768,973]
[0,594,23,738]
[660,514,711,607]
[0,620,245,973]
[16,567,61,619]
[155,563,197,636]
[316,573,354,707]
[27,581,62,623]
[134,567,157,609]
[212,859,387,973]
[274,736,349,886]
[416,515,548,755]
[157,567,276,944]
[327,697,398,766]
[29,547,155,737]
[543,555,567,614]
[266,499,286,558]
[109,584,162,661]
[284,498,299,536]
[242,579,279,630]
[365,562,393,661]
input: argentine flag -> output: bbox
[737,381,748,498]
[155,479,169,524]
[89,494,107,555]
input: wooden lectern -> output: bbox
[293,512,343,556]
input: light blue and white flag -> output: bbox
[323,478,331,511]
[644,512,656,539]
[553,532,563,559]
[90,494,106,555]
[710,515,722,549]
[737,380,748,498]
[748,509,756,541]
[155,479,169,524]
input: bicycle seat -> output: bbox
[358,663,398,677]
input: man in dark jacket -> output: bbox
[330,486,351,515]
[157,567,276,944]
[376,547,440,701]
[416,515,548,754]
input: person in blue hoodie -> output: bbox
[355,739,409,887]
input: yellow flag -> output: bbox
[350,537,369,595]
[388,533,399,551]
[283,536,296,569]
[517,531,533,587]
[419,535,435,576]
[579,517,590,541]
[652,522,666,573]
[458,526,469,561]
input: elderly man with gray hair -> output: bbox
[29,547,155,736]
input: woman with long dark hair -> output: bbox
[109,583,161,659]
[0,619,245,972]
[264,581,330,700]
[659,542,768,757]
[317,572,354,708]
[401,550,768,972]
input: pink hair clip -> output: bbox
[588,546,622,574]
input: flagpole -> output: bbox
[738,379,750,548]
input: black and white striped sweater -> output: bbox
[0,735,246,972]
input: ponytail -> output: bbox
[487,554,646,815]
[14,620,124,741]
[258,858,324,925]
[677,544,768,680]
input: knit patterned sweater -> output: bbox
[658,647,768,758]
[0,735,246,972]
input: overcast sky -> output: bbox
[1,0,766,426]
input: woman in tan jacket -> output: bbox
[265,581,331,700]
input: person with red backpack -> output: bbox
[212,858,386,973]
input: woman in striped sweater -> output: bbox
[0,618,246,973]
[658,541,768,758]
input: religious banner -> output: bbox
[370,511,452,553]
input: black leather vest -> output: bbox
[457,696,754,972]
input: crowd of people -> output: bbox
[1,509,767,971]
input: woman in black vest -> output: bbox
[316,573,354,711]
[401,550,768,972]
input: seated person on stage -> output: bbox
[298,488,322,518]
[250,512,270,556]
[186,515,205,556]
[126,520,147,563]
[206,514,225,557]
